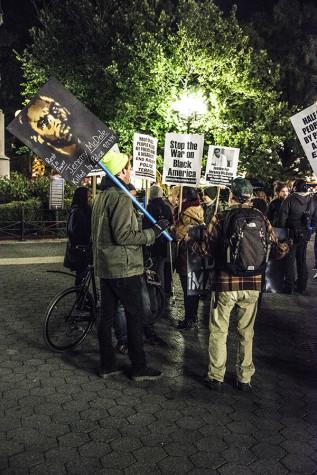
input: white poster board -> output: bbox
[133,133,157,182]
[162,133,204,186]
[49,176,65,210]
[205,145,239,186]
[290,103,317,177]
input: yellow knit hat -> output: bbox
[100,150,129,176]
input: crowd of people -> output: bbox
[64,150,317,391]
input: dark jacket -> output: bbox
[278,192,317,240]
[267,198,283,227]
[144,198,173,258]
[64,205,91,271]
[91,176,155,279]
[203,202,216,226]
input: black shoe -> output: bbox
[131,367,162,381]
[98,367,123,379]
[236,380,252,392]
[177,319,198,330]
[204,376,223,392]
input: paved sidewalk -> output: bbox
[0,240,317,474]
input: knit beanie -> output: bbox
[100,150,129,176]
[150,185,163,200]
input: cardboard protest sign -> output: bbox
[162,133,204,186]
[205,145,239,186]
[290,103,317,176]
[7,78,117,185]
[187,251,214,296]
[133,133,157,182]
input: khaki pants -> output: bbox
[208,290,259,384]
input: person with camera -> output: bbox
[91,151,169,381]
[278,179,317,295]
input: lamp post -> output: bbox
[0,0,3,27]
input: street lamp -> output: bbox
[0,0,3,27]
[172,90,207,132]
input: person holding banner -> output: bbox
[91,151,169,381]
[174,187,204,330]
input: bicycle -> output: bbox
[43,258,166,353]
[43,263,98,352]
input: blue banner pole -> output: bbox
[98,161,173,242]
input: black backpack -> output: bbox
[222,207,271,276]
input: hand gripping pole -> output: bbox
[98,161,173,242]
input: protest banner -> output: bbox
[290,103,317,176]
[205,145,239,186]
[7,77,117,185]
[133,133,157,182]
[187,251,214,296]
[162,133,204,187]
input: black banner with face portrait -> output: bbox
[7,78,117,185]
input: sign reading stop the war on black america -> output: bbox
[291,103,317,177]
[162,133,204,187]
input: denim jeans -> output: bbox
[99,275,146,370]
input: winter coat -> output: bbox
[91,176,155,279]
[64,205,91,271]
[278,192,317,241]
[267,198,283,227]
[144,198,174,258]
[174,203,204,274]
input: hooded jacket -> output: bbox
[278,192,317,233]
[91,176,155,279]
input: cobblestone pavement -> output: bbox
[0,240,317,474]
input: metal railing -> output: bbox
[0,208,68,241]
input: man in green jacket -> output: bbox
[91,151,168,381]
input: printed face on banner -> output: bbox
[7,78,117,185]
[205,145,239,186]
[290,104,317,177]
[133,133,157,182]
[162,133,204,187]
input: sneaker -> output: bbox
[313,265,317,271]
[98,366,123,379]
[204,376,223,392]
[115,343,128,355]
[236,380,252,392]
[314,273,317,280]
[131,367,162,382]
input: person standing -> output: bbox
[278,179,316,294]
[91,151,169,380]
[174,187,204,329]
[64,186,92,286]
[191,178,281,392]
[267,182,289,226]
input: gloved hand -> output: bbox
[152,219,170,238]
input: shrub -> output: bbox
[0,198,42,221]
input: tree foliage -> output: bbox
[19,0,299,181]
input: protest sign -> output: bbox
[205,145,239,186]
[7,78,117,185]
[133,133,157,182]
[290,103,317,176]
[162,133,204,186]
[187,251,214,296]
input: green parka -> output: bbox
[91,177,155,279]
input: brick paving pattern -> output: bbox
[0,240,317,474]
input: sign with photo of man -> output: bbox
[205,145,240,186]
[133,133,157,182]
[290,103,317,177]
[162,133,204,186]
[7,78,117,185]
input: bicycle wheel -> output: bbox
[43,287,95,352]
